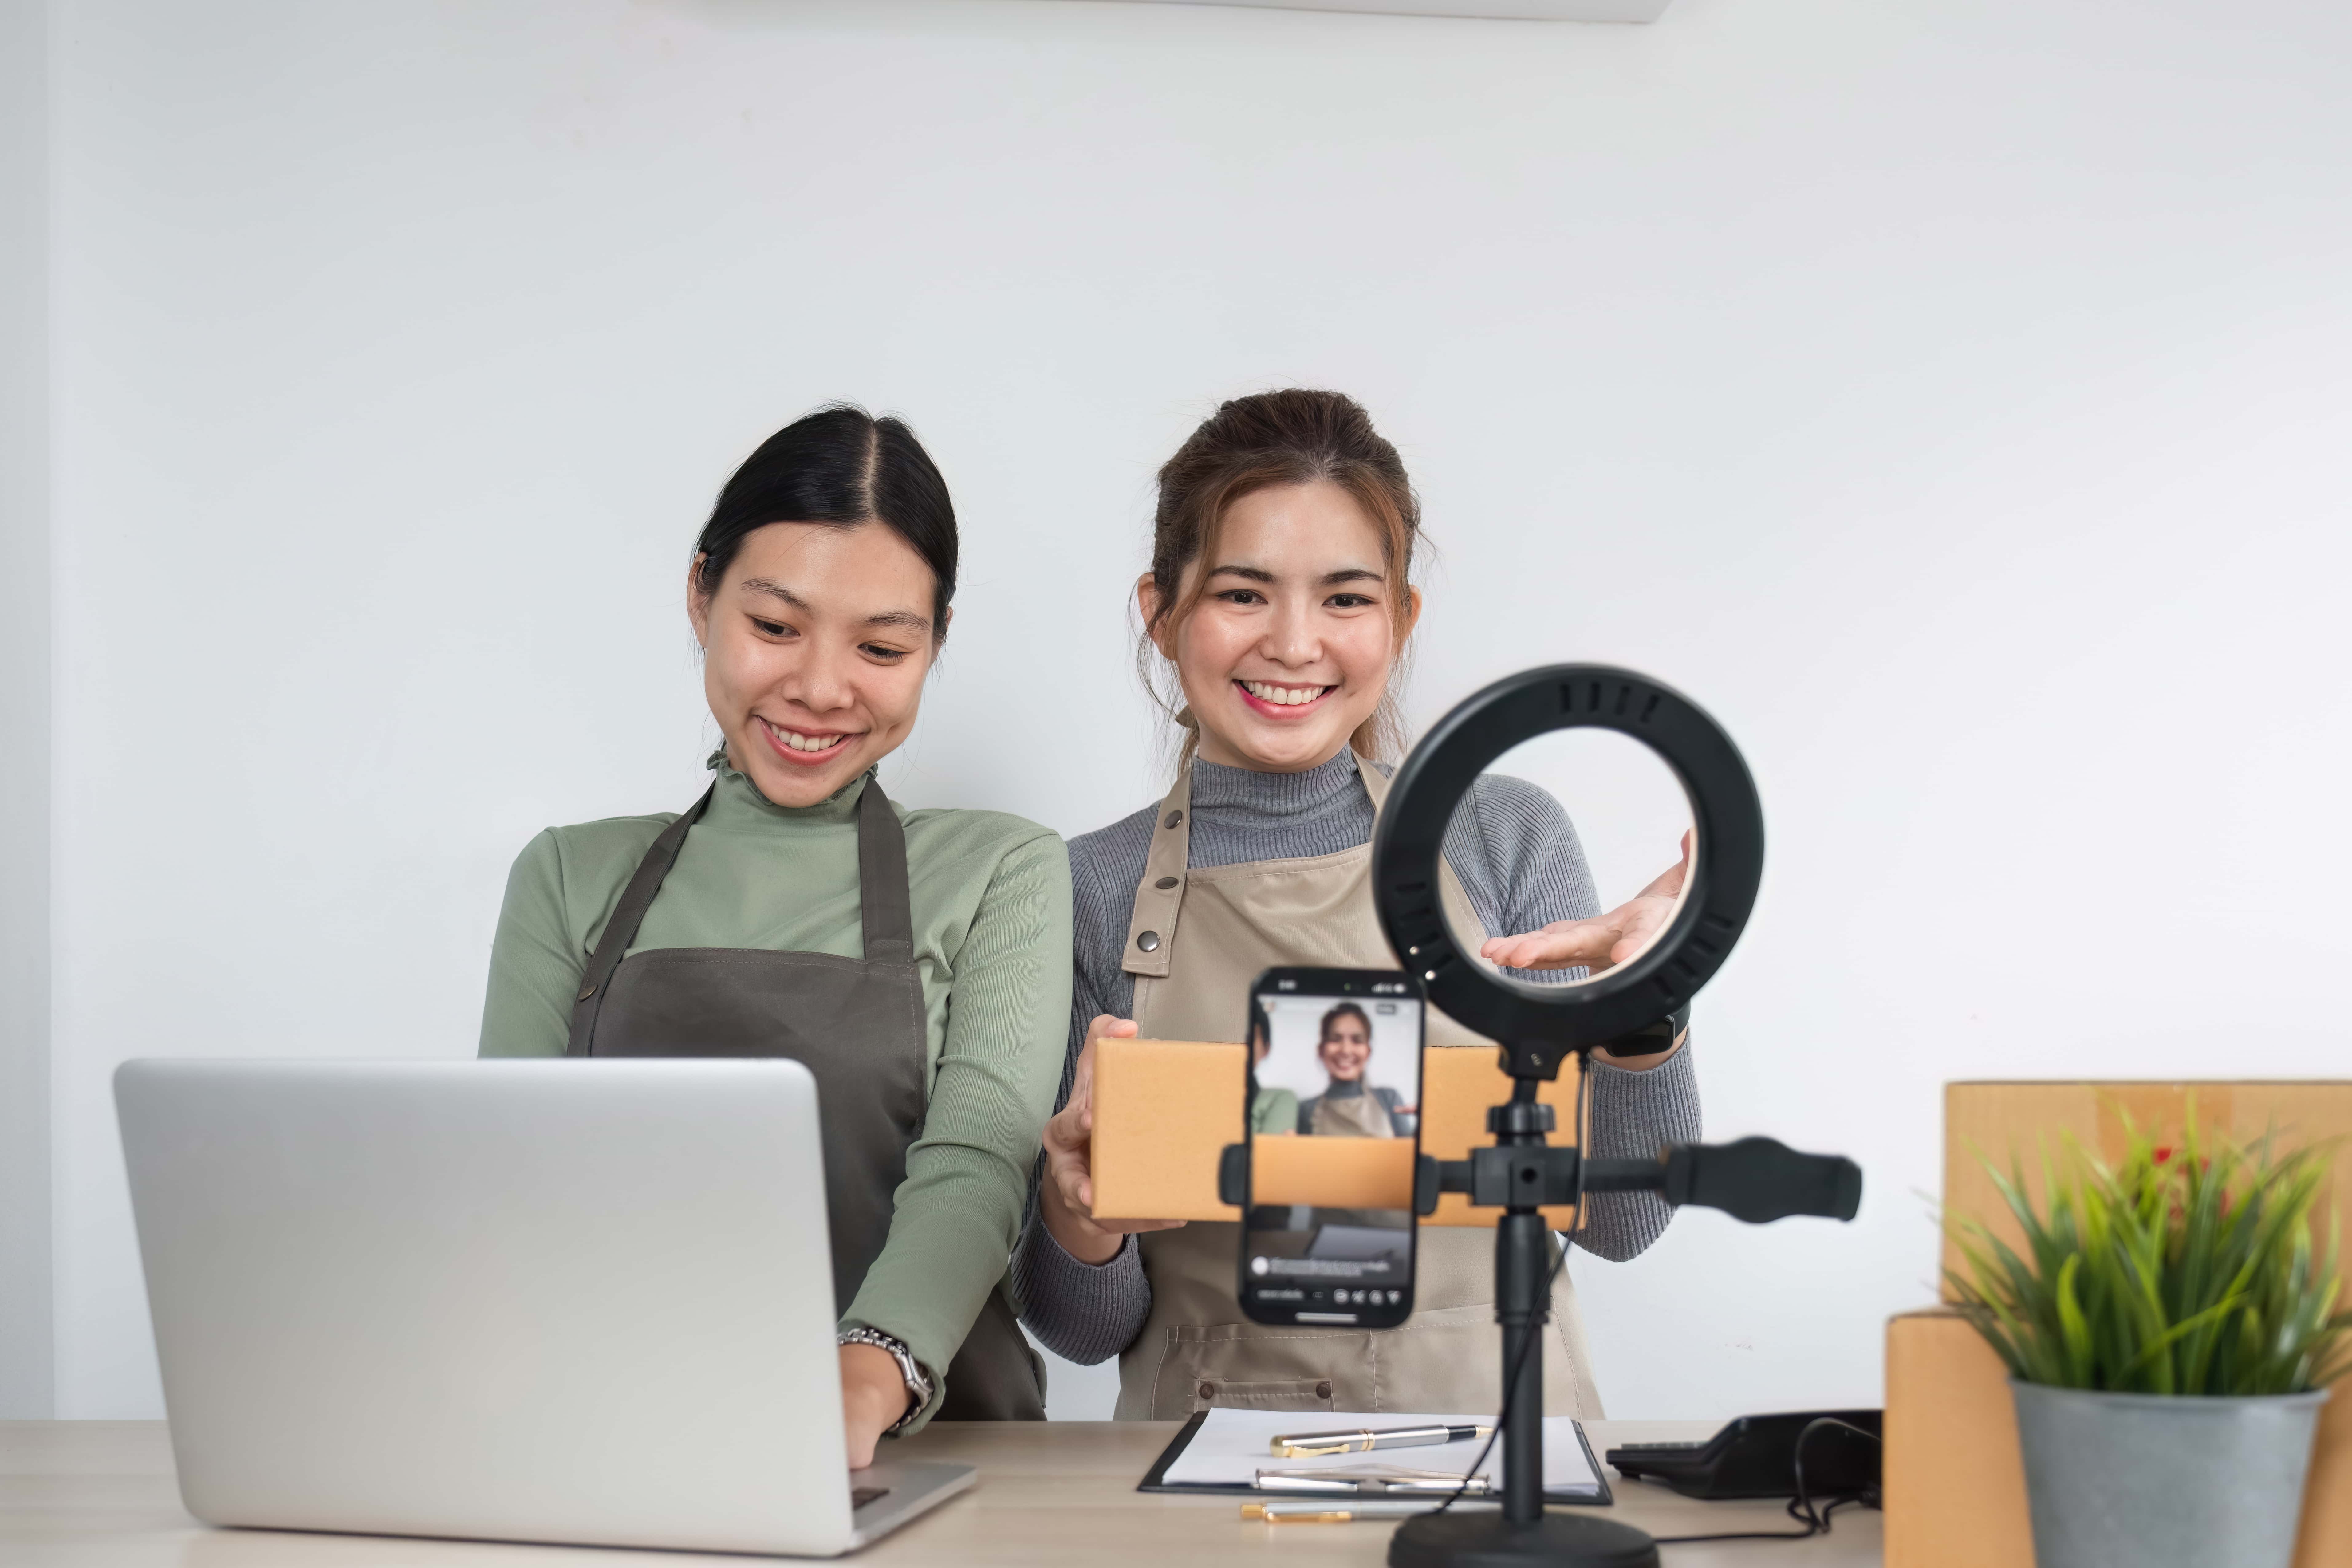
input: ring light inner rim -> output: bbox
[1448,760,1700,1003]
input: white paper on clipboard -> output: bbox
[1157,1409,1605,1498]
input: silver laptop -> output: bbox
[115,1057,975,1556]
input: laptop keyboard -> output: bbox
[851,1487,891,1510]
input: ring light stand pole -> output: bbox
[1371,667,1864,1568]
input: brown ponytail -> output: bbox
[1139,389,1423,763]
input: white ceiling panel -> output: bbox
[1066,0,1670,21]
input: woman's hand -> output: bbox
[840,1342,913,1470]
[1038,1015,1188,1265]
[1479,832,1692,974]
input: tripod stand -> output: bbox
[1353,664,1860,1565]
[1388,1061,1863,1568]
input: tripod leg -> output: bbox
[1391,1150,1661,1567]
[1495,1210,1550,1525]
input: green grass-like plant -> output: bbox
[1945,1104,2351,1396]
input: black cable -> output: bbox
[1647,1417,1883,1545]
[1432,1056,1593,1517]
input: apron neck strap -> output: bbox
[564,773,917,1056]
[565,786,712,1055]
[1121,761,1193,979]
[854,776,916,968]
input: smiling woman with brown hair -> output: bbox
[477,406,1071,1467]
[1015,388,1700,1422]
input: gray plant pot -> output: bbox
[2009,1380,2328,1568]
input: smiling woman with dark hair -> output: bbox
[1294,1001,1410,1139]
[478,405,1071,1468]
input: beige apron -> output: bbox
[1112,756,1603,1421]
[1310,1089,1398,1139]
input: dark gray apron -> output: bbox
[564,774,1044,1421]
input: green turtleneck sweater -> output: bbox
[478,757,1072,1428]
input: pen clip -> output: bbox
[1273,1439,1357,1458]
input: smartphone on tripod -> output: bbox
[1237,967,1426,1328]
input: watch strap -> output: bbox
[837,1327,933,1434]
[1601,1004,1690,1058]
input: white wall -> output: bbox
[24,0,2352,1420]
[1,0,55,1423]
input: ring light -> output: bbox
[1356,664,1836,1568]
[1371,664,1765,1073]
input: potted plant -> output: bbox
[1946,1107,2348,1568]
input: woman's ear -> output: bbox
[1136,572,1175,659]
[687,555,713,650]
[1399,585,1424,642]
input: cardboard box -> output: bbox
[1885,1082,2352,1568]
[1252,1134,1416,1208]
[1885,1307,2352,1568]
[1939,1081,2352,1302]
[1089,1038,1584,1226]
[1089,1040,1247,1223]
[1882,1309,2033,1568]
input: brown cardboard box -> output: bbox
[1089,1040,1246,1222]
[1939,1081,2352,1302]
[1419,1045,1583,1230]
[1089,1038,1584,1226]
[1886,1082,2352,1568]
[1886,1307,2352,1568]
[1252,1134,1416,1208]
[1882,1309,2032,1568]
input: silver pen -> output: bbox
[1270,1423,1495,1459]
[1256,1468,1492,1495]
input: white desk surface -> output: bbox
[2,1419,1880,1567]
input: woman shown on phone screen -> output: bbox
[1294,1002,1411,1139]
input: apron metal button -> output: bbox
[575,984,596,1001]
[1164,810,1184,829]
[1154,876,1178,891]
[1137,931,1161,953]
[1316,1381,1332,1399]
[1198,1381,1215,1400]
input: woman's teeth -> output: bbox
[765,720,845,753]
[1242,681,1330,707]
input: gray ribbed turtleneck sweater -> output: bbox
[1014,751,1702,1366]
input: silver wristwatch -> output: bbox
[837,1327,932,1434]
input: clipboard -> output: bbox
[1137,1409,1616,1505]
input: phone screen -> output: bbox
[1239,967,1424,1328]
